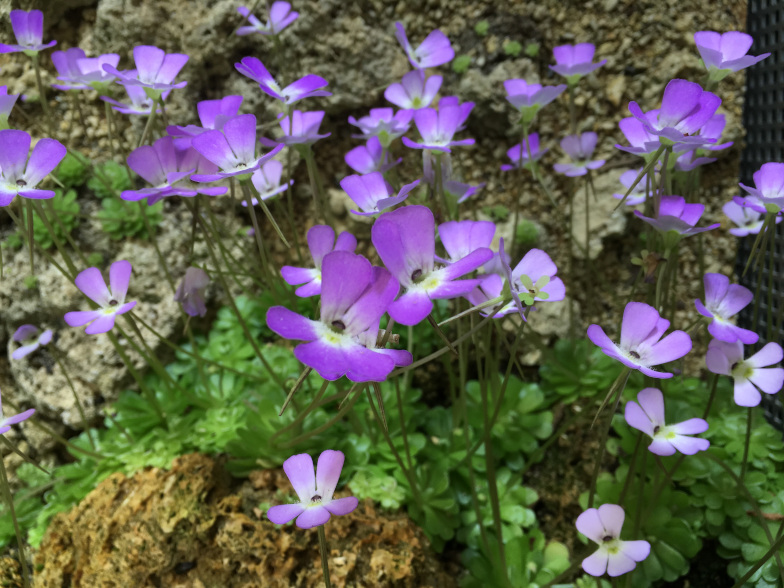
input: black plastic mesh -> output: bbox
[738,0,784,434]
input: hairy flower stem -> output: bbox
[278,367,314,417]
[137,201,175,292]
[137,104,158,148]
[614,145,666,210]
[740,407,753,482]
[433,152,452,221]
[24,199,34,273]
[303,147,329,225]
[280,386,365,449]
[395,379,413,469]
[104,101,119,161]
[568,84,577,135]
[31,52,53,137]
[701,373,720,419]
[510,126,526,261]
[317,526,332,588]
[240,181,274,282]
[27,200,79,277]
[271,378,328,445]
[0,455,31,588]
[618,432,644,506]
[41,199,89,267]
[52,351,97,450]
[632,448,648,538]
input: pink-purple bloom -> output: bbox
[267,450,358,529]
[235,57,330,105]
[553,132,605,177]
[394,22,454,70]
[237,2,298,36]
[497,239,565,318]
[549,43,606,84]
[0,86,20,128]
[616,115,662,159]
[402,105,475,153]
[280,225,357,297]
[103,45,188,99]
[438,220,495,264]
[738,162,784,213]
[174,267,210,318]
[625,388,709,456]
[371,205,491,326]
[706,340,784,407]
[11,324,53,360]
[271,110,330,146]
[344,136,401,175]
[694,31,770,82]
[576,504,651,577]
[241,160,293,206]
[51,48,120,92]
[267,251,411,381]
[64,261,137,335]
[340,173,420,216]
[504,79,566,123]
[0,10,56,55]
[723,198,779,236]
[348,108,413,145]
[628,79,721,151]
[385,70,442,110]
[0,389,35,436]
[0,130,66,207]
[587,301,692,379]
[101,85,170,116]
[613,169,658,206]
[500,134,548,172]
[634,196,720,238]
[167,95,244,139]
[695,273,758,344]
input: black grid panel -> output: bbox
[739,0,784,434]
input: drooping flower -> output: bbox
[103,45,189,99]
[625,388,710,456]
[267,251,411,381]
[738,162,784,213]
[394,22,454,70]
[628,79,721,151]
[634,195,720,240]
[344,136,401,175]
[500,134,548,172]
[706,340,784,407]
[695,273,758,344]
[348,108,413,145]
[694,31,770,83]
[504,79,566,124]
[11,324,53,360]
[174,267,210,318]
[0,389,35,435]
[167,95,244,139]
[51,48,120,92]
[190,114,284,181]
[549,43,607,84]
[553,132,605,177]
[267,450,358,529]
[64,261,137,335]
[237,2,298,36]
[576,504,651,577]
[615,115,662,159]
[371,205,491,326]
[612,169,658,206]
[723,198,780,237]
[402,105,475,153]
[0,129,66,207]
[122,136,227,204]
[280,225,357,297]
[241,160,293,206]
[340,173,419,216]
[0,10,57,55]
[385,70,442,110]
[234,57,330,105]
[587,301,692,379]
[0,86,20,129]
[101,85,170,116]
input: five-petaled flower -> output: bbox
[237,2,298,36]
[394,22,454,70]
[103,45,189,100]
[385,70,442,110]
[235,57,330,105]
[11,324,53,360]
[64,260,137,335]
[0,9,57,55]
[280,225,357,297]
[694,31,770,82]
[549,43,607,85]
[695,273,758,344]
[576,504,651,577]
[267,450,358,529]
[0,389,35,435]
[706,340,784,407]
[0,129,66,207]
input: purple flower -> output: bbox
[504,79,567,123]
[371,205,491,326]
[576,505,651,577]
[625,388,709,456]
[616,115,662,159]
[698,114,733,152]
[235,57,330,105]
[694,31,770,82]
[673,150,716,172]
[394,22,454,70]
[122,136,227,204]
[190,114,284,181]
[51,48,120,92]
[437,96,474,131]
[51,48,91,91]
[385,70,442,110]
[549,43,606,84]
[267,450,358,529]
[174,267,210,318]
[587,301,692,379]
[723,198,779,236]
[738,162,784,213]
[634,196,720,239]
[628,79,721,151]
[167,95,244,139]
[438,220,495,263]
[695,273,758,344]
[500,134,548,172]
[241,160,293,206]
[348,108,413,145]
[498,239,565,317]
[344,136,401,175]
[281,225,357,297]
[0,86,20,129]
[707,340,784,407]
[402,105,475,153]
[11,324,53,360]
[613,169,658,207]
[0,10,57,55]
[0,130,66,207]
[103,45,188,99]
[237,2,298,36]
[64,261,137,335]
[0,390,35,435]
[267,251,411,381]
[465,274,517,318]
[101,85,170,116]
[553,132,605,177]
[340,173,419,217]
[272,110,331,146]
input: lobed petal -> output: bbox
[282,453,316,503]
